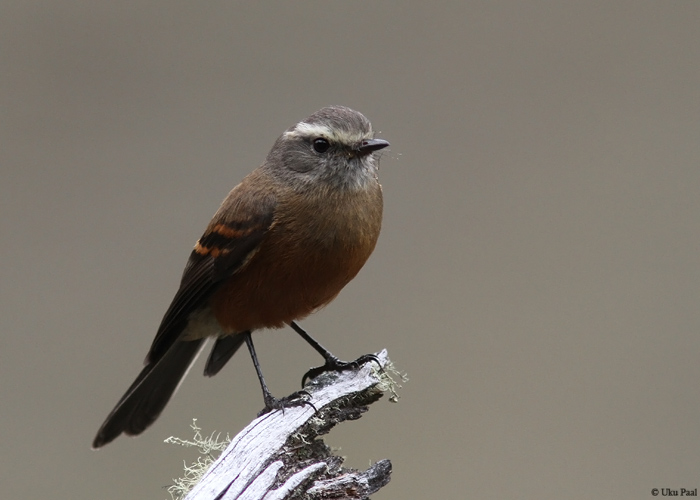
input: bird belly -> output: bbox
[210,239,371,332]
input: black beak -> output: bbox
[357,138,390,154]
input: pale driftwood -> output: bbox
[184,350,395,500]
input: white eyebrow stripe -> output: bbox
[289,122,333,138]
[284,121,373,145]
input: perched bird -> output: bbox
[93,106,389,448]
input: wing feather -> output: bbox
[145,183,276,364]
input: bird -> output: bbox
[92,105,389,448]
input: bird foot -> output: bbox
[257,390,315,416]
[302,353,381,387]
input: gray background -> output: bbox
[2,2,699,499]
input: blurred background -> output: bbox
[2,2,699,499]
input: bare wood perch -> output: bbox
[183,350,397,500]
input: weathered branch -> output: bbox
[183,350,397,500]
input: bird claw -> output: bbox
[301,353,382,387]
[257,390,316,416]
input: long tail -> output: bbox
[92,339,206,449]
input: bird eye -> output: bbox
[312,138,330,153]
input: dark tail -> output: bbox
[203,334,247,377]
[92,339,206,449]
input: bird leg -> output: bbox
[243,332,313,415]
[289,321,381,387]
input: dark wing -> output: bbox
[145,186,277,365]
[92,176,278,448]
